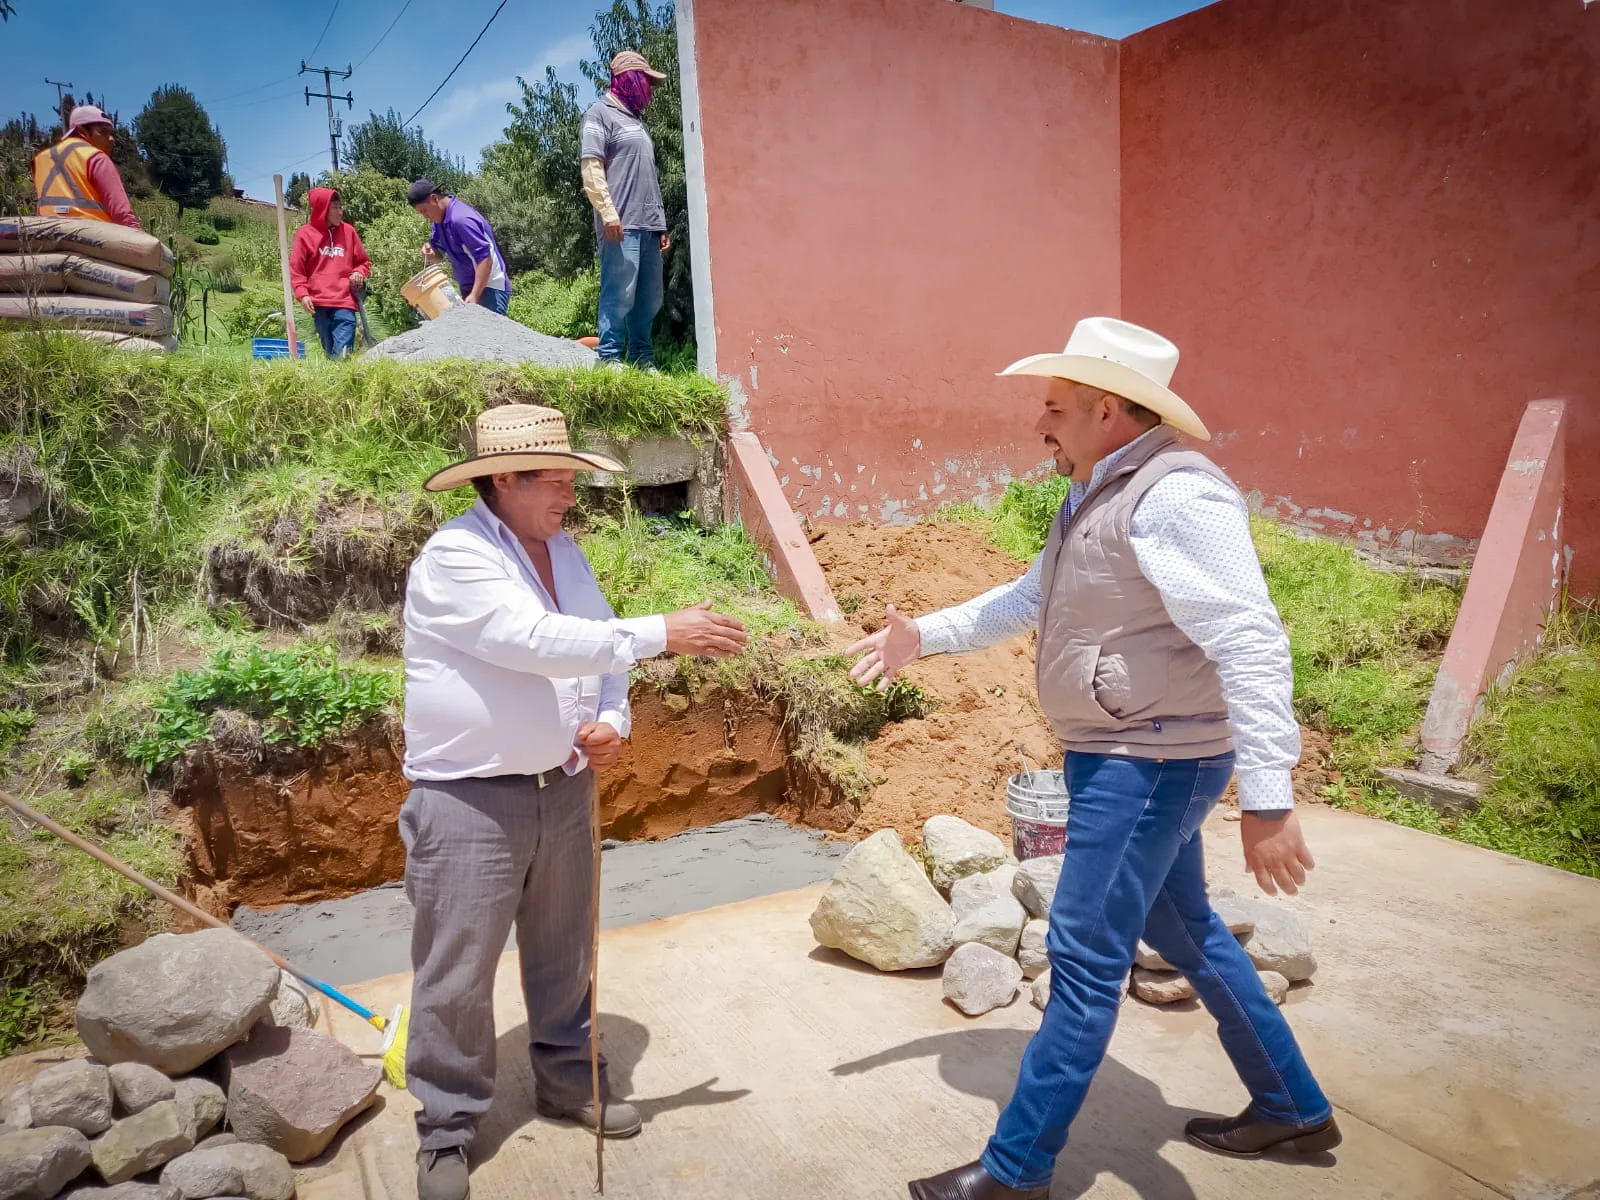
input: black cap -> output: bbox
[407,178,440,205]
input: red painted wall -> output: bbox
[1120,0,1600,586]
[688,0,1121,524]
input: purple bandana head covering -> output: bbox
[612,70,653,115]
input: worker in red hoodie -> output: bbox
[289,187,371,360]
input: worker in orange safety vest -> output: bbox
[33,105,143,229]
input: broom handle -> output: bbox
[0,788,383,1027]
[591,776,605,1193]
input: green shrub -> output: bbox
[359,206,430,334]
[219,290,285,340]
[126,644,400,770]
[0,705,35,754]
[205,260,243,293]
[507,268,601,340]
[936,474,1069,560]
[230,224,286,279]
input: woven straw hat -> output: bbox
[998,316,1210,441]
[610,49,667,81]
[424,404,624,492]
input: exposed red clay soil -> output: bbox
[812,521,1333,845]
[177,688,849,914]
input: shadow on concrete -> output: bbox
[474,1011,751,1160]
[807,944,945,983]
[832,1027,1205,1200]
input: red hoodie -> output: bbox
[289,187,371,311]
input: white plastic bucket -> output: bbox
[1005,769,1070,860]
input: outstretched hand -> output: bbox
[1240,810,1316,895]
[664,600,749,658]
[845,604,921,691]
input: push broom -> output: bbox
[0,789,411,1089]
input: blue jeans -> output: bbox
[981,752,1331,1189]
[597,230,663,364]
[313,306,357,359]
[476,286,510,315]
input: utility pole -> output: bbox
[45,77,74,115]
[300,62,353,177]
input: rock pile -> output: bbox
[809,816,1320,1018]
[0,930,375,1200]
[365,301,599,367]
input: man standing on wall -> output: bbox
[32,106,142,229]
[401,403,749,1200]
[847,318,1340,1200]
[580,50,671,369]
[409,178,513,314]
[289,186,371,360]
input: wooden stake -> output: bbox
[591,777,604,1193]
[272,174,300,358]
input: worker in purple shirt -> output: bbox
[408,178,512,314]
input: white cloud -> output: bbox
[431,32,592,130]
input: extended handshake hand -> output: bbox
[664,600,750,658]
[845,604,922,691]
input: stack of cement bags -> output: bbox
[0,216,177,352]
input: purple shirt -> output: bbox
[427,197,509,296]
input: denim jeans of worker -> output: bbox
[981,751,1332,1189]
[313,306,357,359]
[475,286,510,315]
[596,230,663,365]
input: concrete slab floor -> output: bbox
[304,806,1600,1199]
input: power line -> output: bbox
[403,0,510,126]
[210,73,299,105]
[354,0,415,71]
[306,0,343,63]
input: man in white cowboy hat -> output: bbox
[848,317,1339,1199]
[401,403,749,1200]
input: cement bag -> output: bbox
[61,329,177,353]
[0,216,175,277]
[0,252,171,304]
[0,294,174,337]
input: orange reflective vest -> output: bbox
[33,137,111,222]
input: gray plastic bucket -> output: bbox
[1005,769,1070,860]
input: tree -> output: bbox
[502,0,693,345]
[134,85,227,213]
[342,109,464,191]
[287,172,311,209]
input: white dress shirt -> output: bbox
[402,500,668,781]
[915,429,1299,810]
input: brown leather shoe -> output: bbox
[1185,1108,1342,1158]
[908,1160,1050,1200]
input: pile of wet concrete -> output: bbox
[366,302,598,367]
[0,929,374,1200]
[809,816,1319,1016]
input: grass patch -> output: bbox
[0,334,726,660]
[936,475,1070,560]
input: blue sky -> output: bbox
[1,0,1211,201]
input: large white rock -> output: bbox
[1206,889,1259,936]
[160,1142,293,1200]
[76,930,279,1075]
[942,943,1023,1016]
[1237,902,1317,982]
[89,1099,193,1184]
[1029,968,1051,1011]
[951,893,1027,957]
[948,864,1019,925]
[28,1060,113,1136]
[921,816,1011,891]
[1012,855,1063,920]
[264,973,318,1031]
[1,1082,32,1131]
[63,1182,184,1199]
[0,1126,92,1200]
[1017,919,1049,979]
[809,830,955,971]
[1134,940,1174,971]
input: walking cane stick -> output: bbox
[590,778,605,1193]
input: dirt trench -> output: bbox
[174,685,851,916]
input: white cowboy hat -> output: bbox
[998,316,1210,441]
[425,404,624,492]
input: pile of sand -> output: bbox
[366,302,598,367]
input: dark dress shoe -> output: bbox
[1185,1108,1343,1158]
[908,1160,1051,1200]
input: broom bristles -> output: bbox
[381,1003,410,1090]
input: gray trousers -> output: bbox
[401,770,609,1152]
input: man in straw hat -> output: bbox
[401,404,748,1200]
[848,317,1339,1198]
